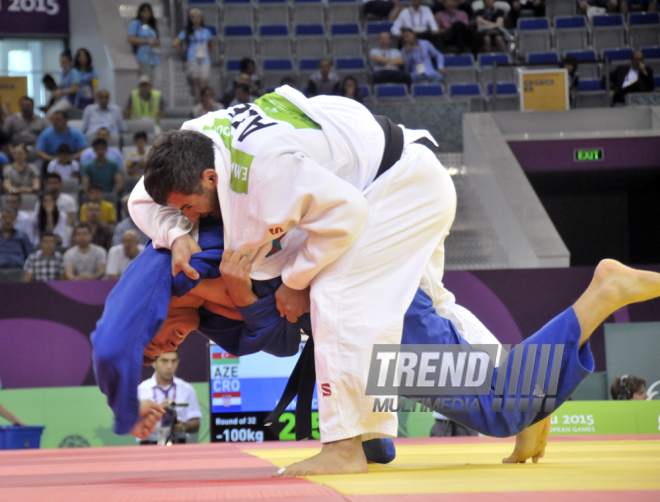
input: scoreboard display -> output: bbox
[208,341,319,443]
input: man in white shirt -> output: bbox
[3,193,34,242]
[137,350,201,444]
[44,173,77,227]
[106,229,144,279]
[81,90,126,136]
[391,0,441,48]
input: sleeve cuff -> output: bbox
[236,295,281,331]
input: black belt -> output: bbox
[264,114,404,441]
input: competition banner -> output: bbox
[519,68,569,112]
[0,0,69,36]
[0,77,28,115]
[208,341,319,443]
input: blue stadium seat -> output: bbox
[225,59,242,73]
[412,84,444,99]
[527,51,560,64]
[263,59,294,71]
[328,0,361,24]
[375,84,409,99]
[366,22,393,35]
[222,0,255,26]
[554,16,588,53]
[628,10,660,47]
[602,48,633,62]
[591,14,626,52]
[330,23,363,57]
[575,78,608,108]
[359,85,371,99]
[224,25,253,37]
[449,83,481,97]
[517,17,552,55]
[223,25,256,58]
[478,53,511,67]
[655,75,660,88]
[335,57,367,82]
[262,59,295,89]
[565,50,599,78]
[577,78,603,91]
[188,0,215,3]
[259,24,292,59]
[565,49,597,61]
[294,24,328,59]
[257,0,290,25]
[486,82,518,95]
[444,54,477,85]
[478,53,515,83]
[642,46,660,59]
[293,0,325,25]
[299,58,322,85]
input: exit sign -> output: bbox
[574,148,604,162]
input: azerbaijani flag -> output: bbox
[213,392,242,407]
[212,352,240,364]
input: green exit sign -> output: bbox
[574,148,604,162]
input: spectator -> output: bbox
[3,144,40,194]
[190,87,224,118]
[239,58,261,95]
[435,0,475,54]
[221,73,258,108]
[611,375,649,400]
[113,195,148,246]
[80,183,117,226]
[475,0,508,53]
[124,132,151,179]
[3,193,33,239]
[47,144,80,180]
[32,191,71,247]
[0,207,33,269]
[82,90,126,136]
[0,131,10,168]
[36,110,87,163]
[106,229,144,279]
[1,96,50,146]
[508,0,545,29]
[40,74,60,115]
[280,76,297,89]
[562,55,579,108]
[84,200,114,250]
[80,127,124,169]
[432,0,475,19]
[401,29,446,83]
[137,350,201,445]
[63,222,107,280]
[307,59,341,97]
[619,0,657,15]
[74,48,98,110]
[370,31,411,86]
[46,51,80,118]
[125,75,165,120]
[81,138,123,195]
[578,0,618,15]
[24,231,64,282]
[43,173,77,228]
[0,402,25,426]
[363,0,404,22]
[610,50,655,105]
[128,2,161,87]
[173,8,215,103]
[391,0,441,48]
[336,76,365,103]
[229,83,255,107]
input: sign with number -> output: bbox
[519,68,569,112]
[208,341,318,443]
[0,0,69,36]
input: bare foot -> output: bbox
[575,260,660,344]
[273,436,368,477]
[502,415,551,464]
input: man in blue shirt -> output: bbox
[401,28,446,84]
[81,138,124,195]
[0,207,33,269]
[36,110,87,163]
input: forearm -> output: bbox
[183,418,200,433]
[0,403,21,424]
[37,151,54,161]
[129,177,194,249]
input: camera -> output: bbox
[156,402,188,446]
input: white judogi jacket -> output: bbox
[129,86,432,290]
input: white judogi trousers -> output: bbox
[311,142,458,442]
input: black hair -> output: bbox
[200,86,214,97]
[19,96,34,105]
[74,221,91,233]
[134,131,148,141]
[74,48,94,72]
[186,8,206,44]
[61,50,73,61]
[56,143,72,155]
[89,183,104,192]
[0,131,9,148]
[610,375,647,400]
[92,138,108,149]
[137,2,159,36]
[52,110,69,120]
[240,57,255,73]
[45,172,62,183]
[40,231,56,240]
[42,74,58,91]
[143,130,214,205]
[234,82,250,94]
[38,191,60,235]
[562,54,578,71]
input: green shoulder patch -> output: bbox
[254,93,322,130]
[203,117,254,194]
